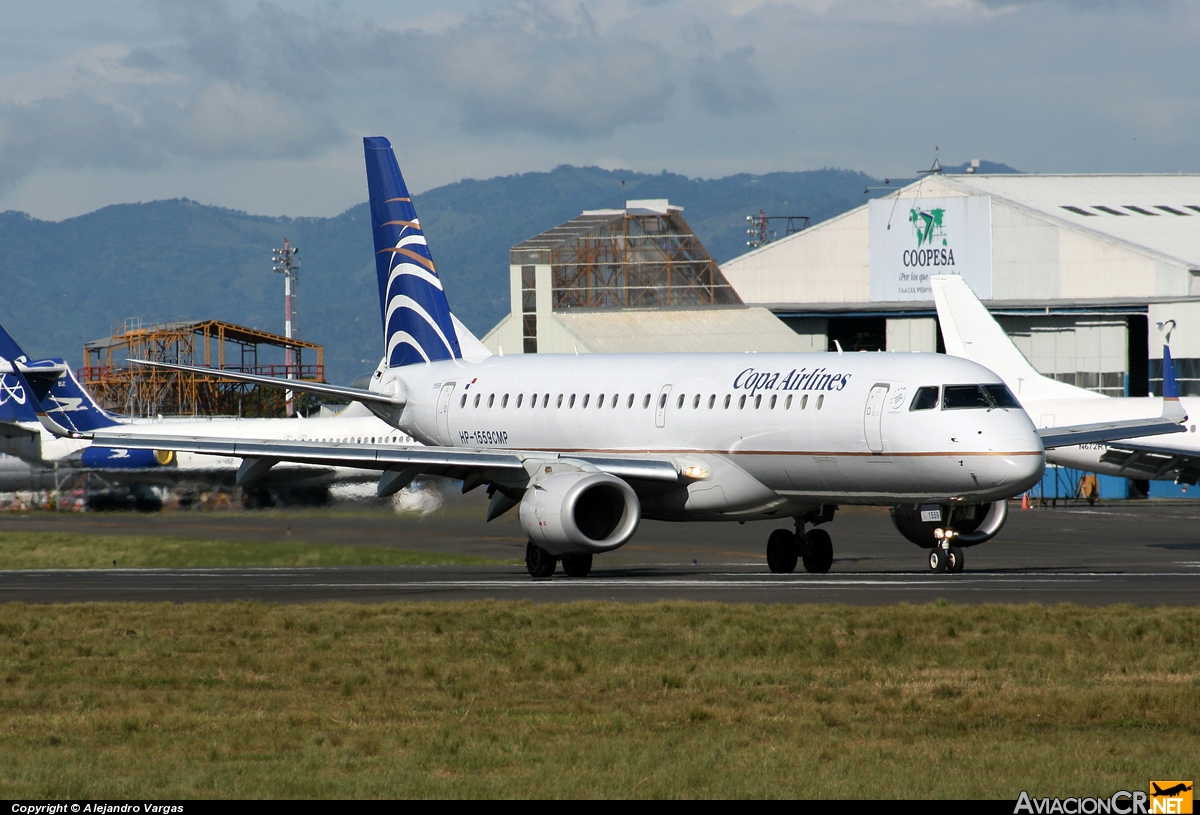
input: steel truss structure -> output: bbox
[81,318,324,418]
[511,208,741,310]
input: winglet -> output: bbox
[1163,343,1179,400]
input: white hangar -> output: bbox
[720,174,1200,397]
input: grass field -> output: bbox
[0,601,1196,798]
[0,531,507,569]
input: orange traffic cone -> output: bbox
[1021,492,1031,511]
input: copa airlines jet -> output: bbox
[0,326,413,502]
[932,274,1196,486]
[84,138,1180,575]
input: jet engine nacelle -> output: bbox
[890,500,1008,548]
[519,472,641,556]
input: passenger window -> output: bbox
[943,385,990,409]
[676,394,684,409]
[487,394,494,408]
[724,395,730,409]
[582,394,590,408]
[473,394,480,408]
[817,395,824,409]
[910,386,939,411]
[659,394,667,409]
[460,394,467,408]
[738,395,746,409]
[516,394,523,408]
[801,394,809,409]
[644,394,651,409]
[542,394,550,408]
[597,393,604,407]
[754,395,762,409]
[556,394,563,408]
[568,394,576,408]
[785,395,792,409]
[693,395,700,409]
[627,394,634,408]
[611,394,618,408]
[769,394,777,409]
[708,395,715,409]
[501,394,509,408]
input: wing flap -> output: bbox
[1038,416,1187,449]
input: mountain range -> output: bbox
[0,160,1015,385]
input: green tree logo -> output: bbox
[909,207,946,248]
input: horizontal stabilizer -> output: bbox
[127,359,404,408]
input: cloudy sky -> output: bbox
[0,0,1195,221]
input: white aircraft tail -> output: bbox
[931,275,1099,402]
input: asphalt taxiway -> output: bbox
[2,496,1200,605]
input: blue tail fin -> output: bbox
[364,136,462,367]
[0,323,39,425]
[36,364,121,435]
[1163,344,1179,399]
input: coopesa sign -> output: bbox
[869,194,992,301]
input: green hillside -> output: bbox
[0,162,1016,385]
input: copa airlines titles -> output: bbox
[902,247,956,267]
[733,367,851,396]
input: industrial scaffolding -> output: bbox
[510,205,741,310]
[81,318,324,418]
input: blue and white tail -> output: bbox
[365,136,465,367]
[0,323,41,425]
[35,364,121,436]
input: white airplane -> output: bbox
[932,274,1196,487]
[0,327,415,504]
[85,138,1182,575]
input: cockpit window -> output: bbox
[909,386,940,411]
[943,384,1021,410]
[943,385,992,409]
[984,384,1021,408]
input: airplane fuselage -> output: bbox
[380,350,1045,519]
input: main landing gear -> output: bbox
[766,524,834,574]
[525,542,593,578]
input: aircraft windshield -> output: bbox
[909,386,940,411]
[943,384,1020,410]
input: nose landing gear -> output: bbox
[928,529,965,573]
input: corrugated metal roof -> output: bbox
[554,307,814,353]
[942,174,1200,267]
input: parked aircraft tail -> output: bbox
[34,364,122,436]
[365,136,488,367]
[931,275,1101,402]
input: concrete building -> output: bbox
[721,174,1200,398]
[484,199,815,355]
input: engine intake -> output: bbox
[890,500,1008,548]
[519,472,640,555]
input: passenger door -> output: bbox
[864,383,889,453]
[435,381,456,444]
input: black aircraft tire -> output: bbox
[561,554,593,578]
[525,542,557,578]
[766,529,798,573]
[802,528,833,574]
[947,545,965,574]
[929,547,947,572]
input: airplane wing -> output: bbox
[1038,414,1187,449]
[127,359,404,408]
[88,431,682,486]
[1097,440,1200,484]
